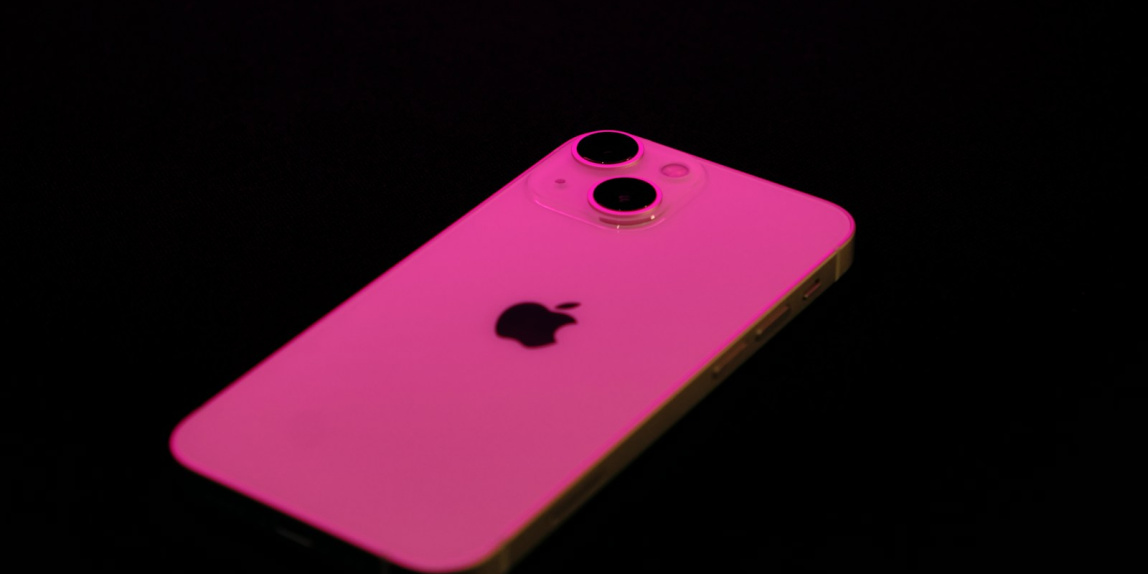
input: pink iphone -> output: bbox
[170,131,855,573]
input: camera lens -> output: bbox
[576,131,640,165]
[591,178,659,213]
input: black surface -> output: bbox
[8,1,1142,572]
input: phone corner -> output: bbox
[819,194,856,238]
[166,411,201,472]
[457,549,512,574]
[836,202,857,235]
[822,200,856,279]
[394,545,512,574]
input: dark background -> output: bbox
[8,1,1142,572]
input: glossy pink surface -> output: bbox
[171,133,853,572]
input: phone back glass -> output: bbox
[171,133,854,572]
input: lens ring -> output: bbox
[590,177,660,214]
[574,131,642,167]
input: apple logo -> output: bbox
[496,302,580,348]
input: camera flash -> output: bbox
[661,163,689,178]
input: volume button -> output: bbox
[712,341,749,376]
[753,304,790,339]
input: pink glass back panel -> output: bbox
[171,133,854,572]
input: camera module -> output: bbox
[575,131,641,166]
[591,177,660,214]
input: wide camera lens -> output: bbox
[576,131,640,165]
[592,178,659,213]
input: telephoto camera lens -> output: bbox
[592,178,659,213]
[576,131,640,165]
